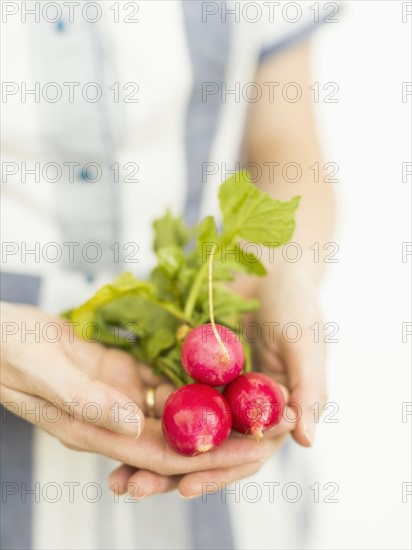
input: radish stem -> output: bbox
[184,262,208,318]
[208,244,230,363]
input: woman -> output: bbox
[1,1,335,548]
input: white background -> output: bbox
[310,1,411,548]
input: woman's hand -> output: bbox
[145,269,326,500]
[0,302,266,485]
[108,401,297,500]
[1,302,145,437]
[251,269,328,447]
[109,277,309,500]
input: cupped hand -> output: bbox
[165,269,327,499]
[0,303,266,487]
[252,270,328,447]
[109,265,326,500]
[169,267,328,499]
[1,302,146,437]
[109,385,298,500]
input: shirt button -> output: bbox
[55,20,66,33]
[79,169,92,183]
[85,273,95,284]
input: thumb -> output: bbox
[289,383,327,447]
[27,348,145,437]
[280,329,327,447]
[256,338,327,446]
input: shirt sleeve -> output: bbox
[258,1,343,61]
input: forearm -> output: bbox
[247,137,337,288]
[241,40,337,294]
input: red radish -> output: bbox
[223,372,285,440]
[181,323,244,385]
[162,384,232,456]
[181,244,244,386]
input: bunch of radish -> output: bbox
[162,247,285,456]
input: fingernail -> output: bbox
[109,407,141,437]
[303,422,315,446]
[179,493,197,500]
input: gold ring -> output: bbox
[145,386,156,418]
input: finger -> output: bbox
[81,347,172,417]
[254,403,298,438]
[0,385,85,451]
[255,345,288,385]
[138,362,169,386]
[2,347,145,438]
[289,382,327,447]
[132,420,267,476]
[1,385,144,447]
[80,347,173,416]
[108,464,137,495]
[1,387,265,476]
[123,469,180,499]
[71,341,170,418]
[67,343,148,407]
[179,462,261,499]
[137,383,174,418]
[109,464,181,498]
[278,303,327,447]
[261,310,326,446]
[281,335,327,447]
[152,383,174,417]
[63,338,164,407]
[92,348,146,405]
[48,349,145,436]
[178,433,289,498]
[253,275,328,447]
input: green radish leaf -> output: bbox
[66,273,154,329]
[211,262,237,282]
[217,242,267,276]
[64,172,300,387]
[101,297,164,334]
[219,171,300,245]
[197,215,217,244]
[177,266,197,289]
[241,336,252,372]
[195,285,259,326]
[234,243,267,275]
[156,245,185,278]
[196,215,219,267]
[155,348,192,386]
[145,326,176,360]
[149,267,178,302]
[153,210,192,252]
[111,271,144,288]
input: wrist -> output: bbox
[262,257,317,288]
